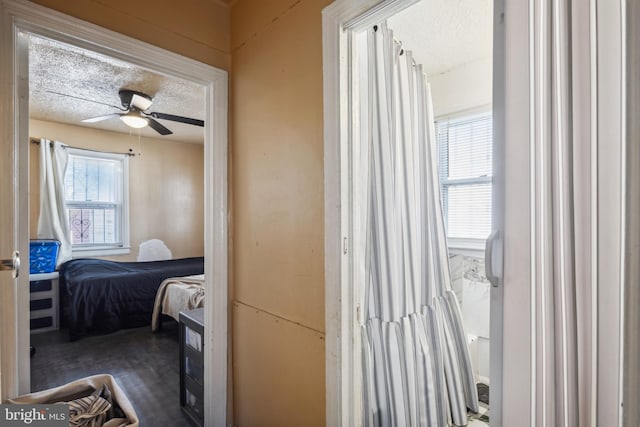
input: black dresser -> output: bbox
[179,308,204,426]
[29,272,59,332]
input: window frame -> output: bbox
[64,147,130,256]
[436,108,493,256]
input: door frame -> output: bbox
[0,1,229,425]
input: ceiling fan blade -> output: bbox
[148,112,204,127]
[82,113,122,123]
[45,90,123,110]
[147,118,173,135]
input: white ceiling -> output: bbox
[387,0,493,76]
[28,35,205,144]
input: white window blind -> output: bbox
[436,111,493,242]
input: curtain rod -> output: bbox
[30,138,136,157]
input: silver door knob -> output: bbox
[0,251,20,278]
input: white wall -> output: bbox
[429,57,492,118]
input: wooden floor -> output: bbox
[30,321,195,426]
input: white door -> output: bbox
[0,22,31,398]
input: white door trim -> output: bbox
[0,2,229,426]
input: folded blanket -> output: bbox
[151,275,205,331]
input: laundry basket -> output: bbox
[6,374,139,427]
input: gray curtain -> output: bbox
[359,22,478,427]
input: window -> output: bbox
[436,111,492,252]
[64,148,130,255]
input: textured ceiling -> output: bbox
[387,0,493,76]
[28,35,205,144]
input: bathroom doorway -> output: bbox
[324,0,498,424]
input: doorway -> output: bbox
[26,32,207,424]
[0,1,228,425]
[323,0,506,425]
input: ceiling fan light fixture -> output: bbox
[78,89,201,135]
[120,111,148,129]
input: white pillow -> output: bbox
[137,239,172,262]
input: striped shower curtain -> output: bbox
[357,23,478,426]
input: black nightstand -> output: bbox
[179,308,204,426]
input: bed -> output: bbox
[151,274,205,332]
[59,257,204,340]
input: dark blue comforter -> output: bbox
[59,257,204,340]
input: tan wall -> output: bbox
[230,0,328,425]
[30,119,204,261]
[27,0,230,70]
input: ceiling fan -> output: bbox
[62,89,204,136]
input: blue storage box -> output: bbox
[29,240,60,274]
